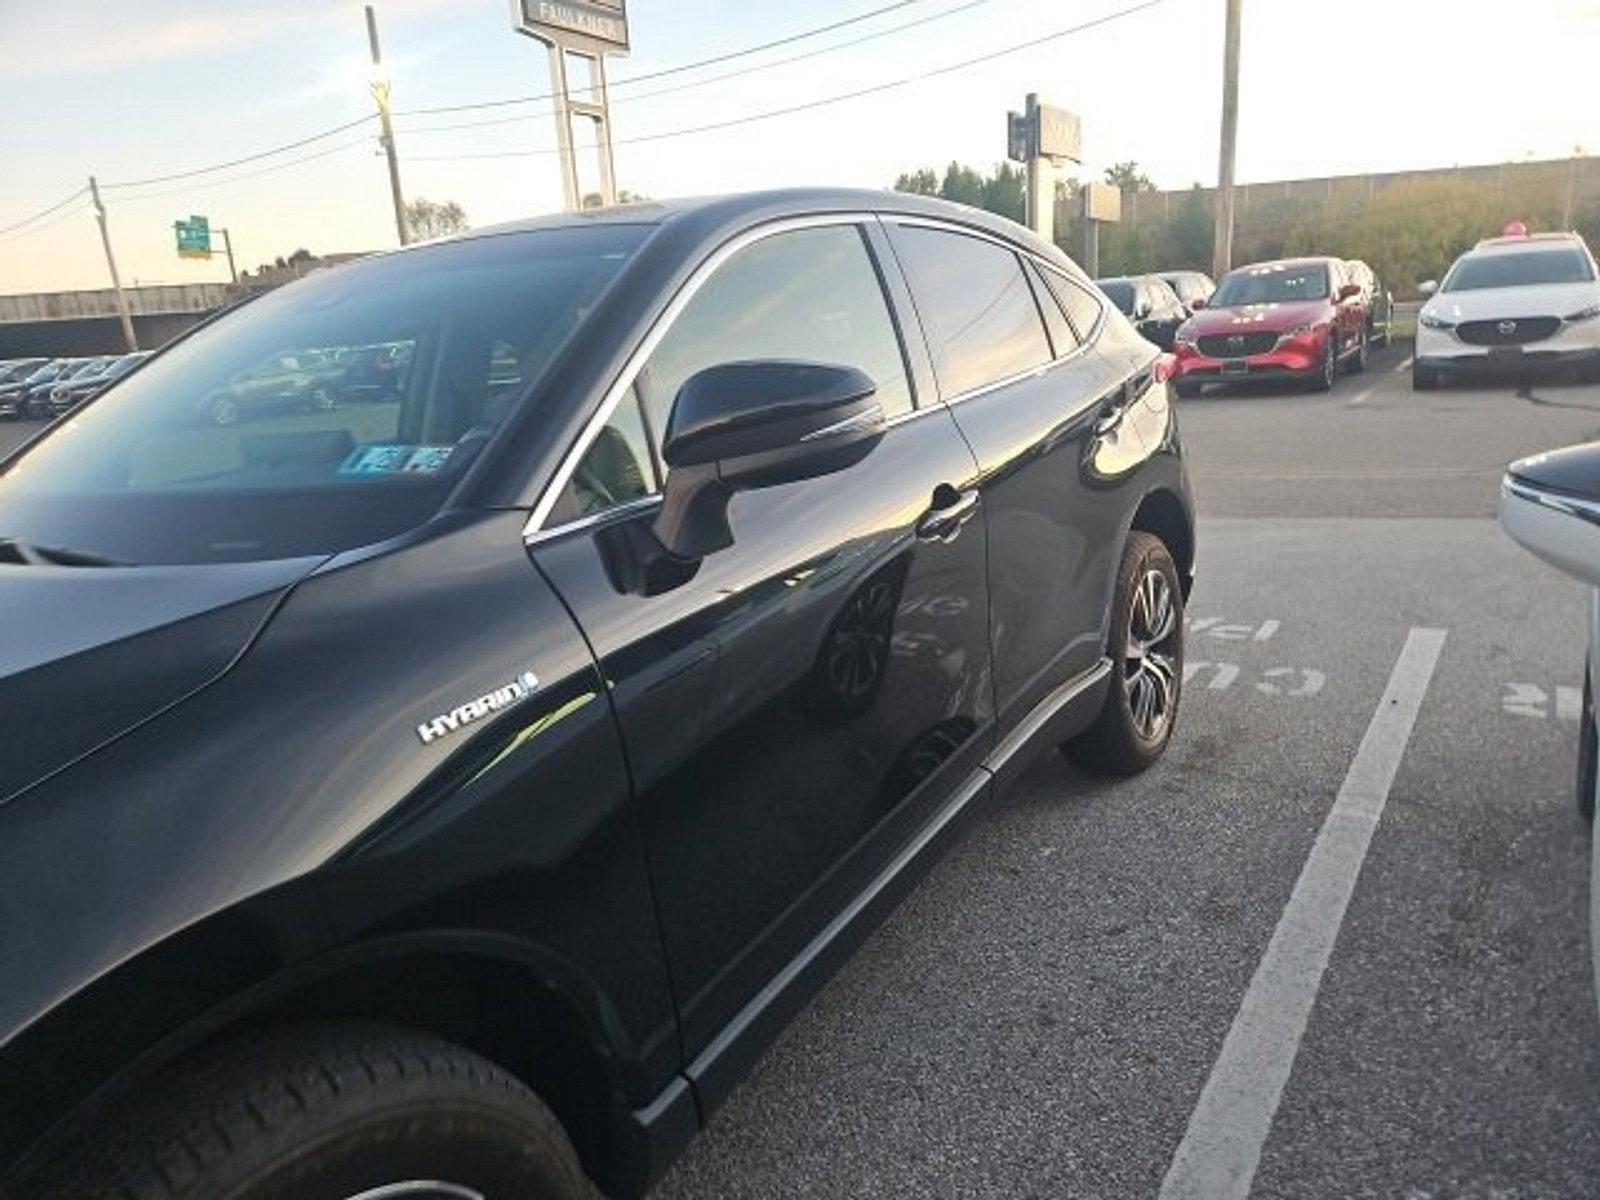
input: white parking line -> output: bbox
[1158,626,1447,1200]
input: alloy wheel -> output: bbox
[1123,568,1178,741]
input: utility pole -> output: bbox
[366,5,409,245]
[1211,0,1242,279]
[88,176,138,352]
[219,227,238,284]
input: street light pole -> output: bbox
[366,5,409,246]
[88,175,138,352]
[1212,0,1242,279]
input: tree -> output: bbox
[286,248,314,266]
[1104,161,1156,193]
[889,161,1027,223]
[404,197,469,240]
[893,168,939,196]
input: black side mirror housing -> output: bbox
[652,360,884,561]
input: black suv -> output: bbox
[0,189,1194,1200]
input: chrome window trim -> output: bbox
[524,211,887,541]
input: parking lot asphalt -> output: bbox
[654,345,1600,1199]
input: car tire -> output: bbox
[13,1022,598,1200]
[1579,668,1596,823]
[1175,379,1202,399]
[1311,335,1337,392]
[1412,362,1439,391]
[1065,531,1183,776]
[1349,326,1369,374]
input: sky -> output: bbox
[0,0,1596,293]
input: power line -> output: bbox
[396,0,936,118]
[407,0,1169,163]
[101,114,375,190]
[112,136,376,206]
[0,198,93,243]
[397,0,991,137]
[0,186,89,237]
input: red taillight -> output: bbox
[1153,353,1179,383]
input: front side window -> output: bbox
[1443,247,1596,292]
[635,223,914,440]
[1211,264,1331,306]
[894,226,1051,397]
[0,224,649,564]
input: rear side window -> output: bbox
[1041,269,1106,341]
[892,226,1051,398]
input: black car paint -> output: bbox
[0,189,1193,1197]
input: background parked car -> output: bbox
[201,350,343,425]
[1345,259,1393,346]
[1498,440,1600,1014]
[0,359,78,419]
[1414,231,1600,389]
[1170,256,1368,395]
[0,358,48,387]
[24,357,110,419]
[46,352,150,417]
[1096,274,1188,350]
[1160,270,1216,314]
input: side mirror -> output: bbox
[653,360,884,561]
[1189,296,1207,310]
[1337,282,1361,302]
[1418,280,1438,297]
[1501,442,1600,586]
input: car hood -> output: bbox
[1423,281,1600,324]
[1184,298,1331,336]
[0,556,322,803]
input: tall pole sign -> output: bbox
[513,0,627,211]
[1007,95,1080,244]
[1212,0,1243,278]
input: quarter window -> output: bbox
[1025,261,1079,357]
[892,226,1051,398]
[1041,269,1106,342]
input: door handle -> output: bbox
[1094,400,1127,437]
[916,485,980,543]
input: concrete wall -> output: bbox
[0,312,210,359]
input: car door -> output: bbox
[883,219,1126,745]
[528,217,994,1103]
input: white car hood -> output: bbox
[1423,280,1600,323]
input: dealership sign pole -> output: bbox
[512,0,628,211]
[1008,96,1080,245]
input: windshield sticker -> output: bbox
[339,443,412,476]
[404,445,455,474]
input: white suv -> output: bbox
[1414,231,1600,389]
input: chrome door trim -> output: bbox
[523,212,872,541]
[983,657,1113,774]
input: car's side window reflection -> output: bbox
[551,222,915,527]
[637,223,915,443]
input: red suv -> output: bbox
[1170,256,1369,395]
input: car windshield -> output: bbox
[1211,264,1330,306]
[0,224,648,565]
[1442,247,1595,291]
[1098,280,1136,314]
